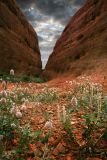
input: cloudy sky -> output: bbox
[16,0,85,68]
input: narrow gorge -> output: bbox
[0,1,107,159]
[0,0,107,80]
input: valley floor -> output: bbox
[0,74,107,160]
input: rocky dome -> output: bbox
[0,0,42,75]
[44,0,107,80]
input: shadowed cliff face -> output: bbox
[44,0,107,80]
[0,0,42,75]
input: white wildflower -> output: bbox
[1,90,7,97]
[69,81,73,85]
[62,106,66,123]
[10,106,16,114]
[10,69,14,76]
[29,83,32,87]
[98,93,102,114]
[15,111,22,118]
[57,105,61,121]
[19,125,23,129]
[20,103,27,111]
[13,95,17,99]
[25,99,29,105]
[0,98,7,104]
[34,102,41,106]
[0,78,2,81]
[0,135,3,141]
[44,120,53,129]
[71,96,78,107]
[24,87,29,93]
[21,98,26,102]
[1,80,7,90]
[11,123,16,128]
[10,106,18,115]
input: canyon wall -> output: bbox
[0,0,42,75]
[44,0,107,79]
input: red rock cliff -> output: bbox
[44,0,107,79]
[0,0,42,75]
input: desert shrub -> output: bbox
[35,77,45,83]
[33,87,59,103]
[20,75,32,82]
[0,71,45,83]
[60,80,107,158]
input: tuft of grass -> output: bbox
[33,87,59,104]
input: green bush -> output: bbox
[35,77,45,83]
[0,71,45,83]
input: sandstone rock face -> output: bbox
[0,0,42,75]
[44,0,107,79]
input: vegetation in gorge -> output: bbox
[0,72,107,160]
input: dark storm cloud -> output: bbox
[17,0,85,24]
[75,0,85,5]
[16,0,86,68]
[16,0,35,9]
